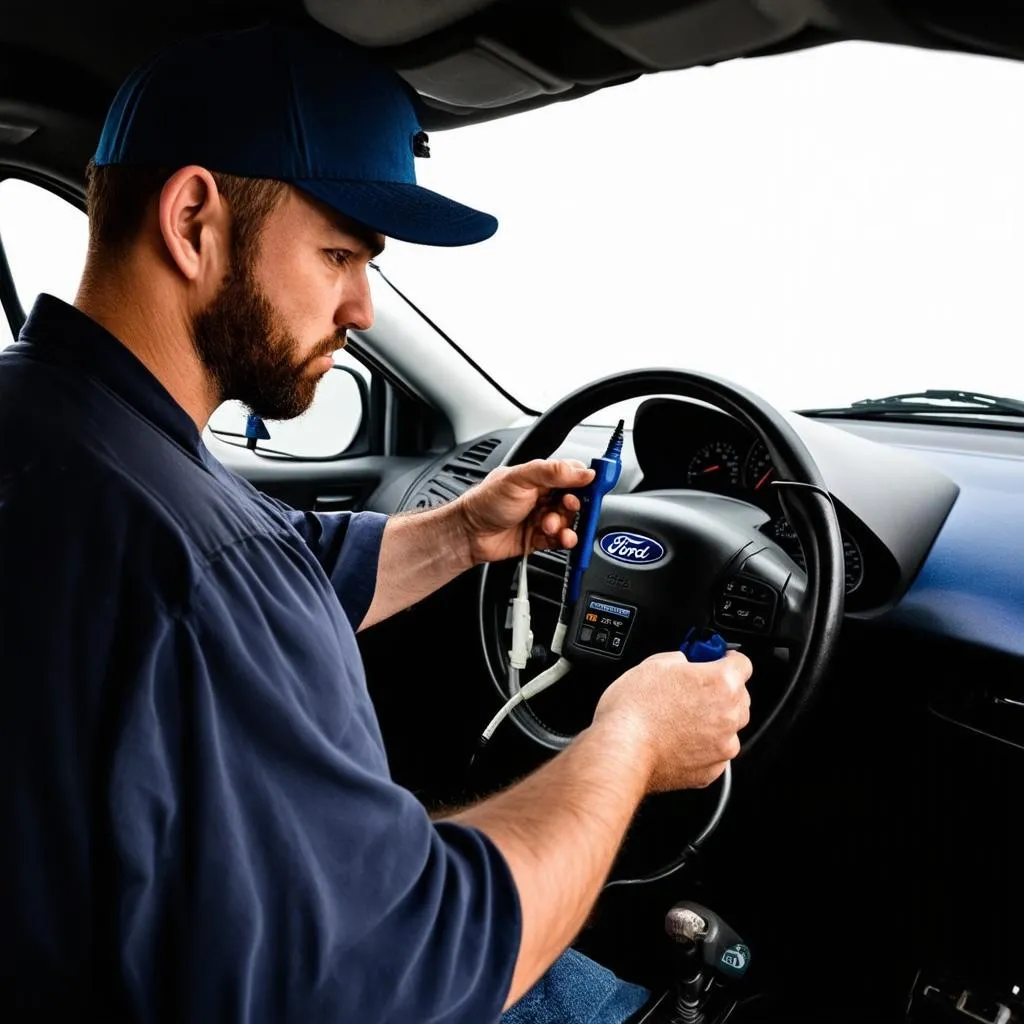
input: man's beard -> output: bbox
[192,263,342,421]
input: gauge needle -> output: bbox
[701,465,721,474]
[755,469,773,491]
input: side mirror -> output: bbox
[208,364,369,459]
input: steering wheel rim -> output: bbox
[477,368,845,756]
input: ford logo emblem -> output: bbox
[598,531,666,566]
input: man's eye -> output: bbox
[326,249,353,267]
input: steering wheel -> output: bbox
[477,369,845,755]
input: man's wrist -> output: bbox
[431,498,477,573]
[577,712,655,801]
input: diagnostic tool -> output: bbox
[575,594,637,657]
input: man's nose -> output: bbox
[338,271,374,333]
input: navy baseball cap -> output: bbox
[93,21,497,247]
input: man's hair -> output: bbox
[84,159,287,261]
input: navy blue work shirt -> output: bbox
[0,295,521,1022]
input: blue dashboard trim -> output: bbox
[883,444,1024,658]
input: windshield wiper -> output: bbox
[800,389,1024,420]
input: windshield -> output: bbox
[383,42,1024,417]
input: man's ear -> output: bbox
[156,166,230,290]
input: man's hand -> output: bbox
[452,459,597,566]
[593,649,753,792]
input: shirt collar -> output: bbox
[16,293,203,454]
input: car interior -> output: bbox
[3,2,1023,1022]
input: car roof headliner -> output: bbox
[2,0,1023,185]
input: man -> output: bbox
[0,19,752,1024]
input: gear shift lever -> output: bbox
[664,901,751,1024]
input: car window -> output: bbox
[0,178,88,344]
[207,348,371,458]
[382,41,1024,417]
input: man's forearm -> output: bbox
[359,504,472,630]
[446,716,653,1010]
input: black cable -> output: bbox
[768,479,833,502]
[602,762,733,890]
[210,433,305,460]
[368,262,535,415]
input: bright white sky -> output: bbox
[3,40,1024,417]
[383,40,1024,412]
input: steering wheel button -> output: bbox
[724,576,776,606]
[594,629,610,649]
[579,625,594,643]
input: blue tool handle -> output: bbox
[567,454,621,604]
[562,419,625,609]
[680,628,728,663]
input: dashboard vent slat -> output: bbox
[442,463,488,488]
[458,437,500,466]
[404,436,504,512]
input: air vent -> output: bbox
[441,462,488,489]
[405,437,504,511]
[524,549,569,611]
[458,437,501,466]
[503,548,569,636]
[408,477,461,510]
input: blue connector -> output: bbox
[680,627,728,663]
[566,419,624,606]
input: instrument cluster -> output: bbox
[632,400,866,596]
[682,435,862,594]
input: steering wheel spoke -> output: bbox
[709,542,810,650]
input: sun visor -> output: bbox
[400,40,571,109]
[304,0,502,47]
[571,0,813,70]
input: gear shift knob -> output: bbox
[666,905,710,946]
[663,902,751,1024]
[665,901,752,982]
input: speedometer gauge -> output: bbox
[744,440,774,494]
[686,441,741,491]
[768,517,865,594]
[842,534,864,594]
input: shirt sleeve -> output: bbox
[260,491,388,629]
[109,536,521,1023]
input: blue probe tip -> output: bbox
[604,419,625,460]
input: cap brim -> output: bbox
[293,179,498,247]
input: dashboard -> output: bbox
[392,395,960,617]
[631,398,873,598]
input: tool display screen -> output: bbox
[575,594,637,657]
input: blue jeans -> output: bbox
[501,948,651,1024]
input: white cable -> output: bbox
[550,620,568,656]
[550,533,575,655]
[481,658,573,742]
[508,551,533,670]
